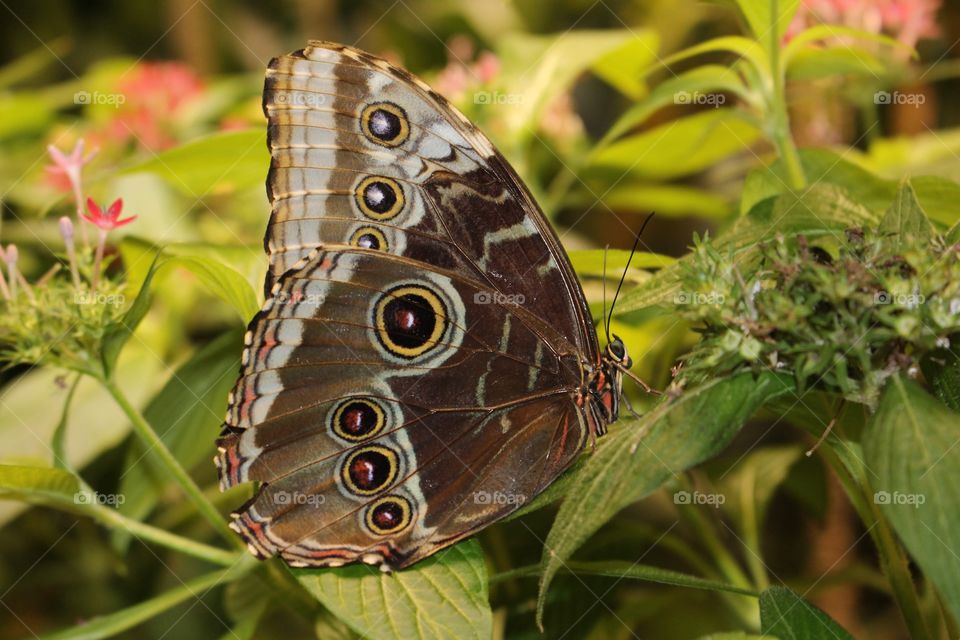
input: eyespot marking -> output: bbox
[360,102,409,147]
[355,176,404,220]
[341,445,398,496]
[330,398,387,442]
[365,495,412,535]
[373,284,446,359]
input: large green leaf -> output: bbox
[536,371,796,624]
[759,586,854,639]
[113,330,241,550]
[877,181,935,250]
[101,256,162,377]
[123,129,268,197]
[863,376,960,621]
[296,539,491,639]
[590,109,761,180]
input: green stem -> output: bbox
[102,377,241,548]
[92,503,239,566]
[767,0,807,191]
[38,559,256,640]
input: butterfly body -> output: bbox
[216,41,630,569]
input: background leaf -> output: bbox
[537,371,796,623]
[863,376,960,622]
[295,539,491,640]
[759,586,854,639]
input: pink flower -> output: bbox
[785,0,941,49]
[46,140,98,195]
[82,198,136,231]
[108,62,206,150]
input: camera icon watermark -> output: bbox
[673,91,726,107]
[74,291,126,306]
[474,91,523,106]
[73,90,126,108]
[74,491,126,507]
[273,91,326,107]
[274,290,325,307]
[473,490,526,506]
[273,490,325,506]
[674,291,725,305]
[673,490,725,508]
[873,291,925,308]
[874,90,926,106]
[874,491,925,508]
[473,291,526,306]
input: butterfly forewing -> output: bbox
[218,41,606,569]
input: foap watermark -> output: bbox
[473,490,527,506]
[874,491,925,508]
[474,91,523,106]
[273,491,326,507]
[73,90,126,108]
[474,291,525,306]
[674,91,726,107]
[674,291,725,306]
[674,490,725,508]
[74,490,125,507]
[273,91,327,107]
[74,291,126,306]
[874,291,925,307]
[273,290,325,307]
[874,90,926,107]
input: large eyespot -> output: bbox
[355,176,404,220]
[330,398,387,442]
[349,226,388,251]
[365,495,412,535]
[341,445,398,496]
[360,102,409,147]
[373,285,446,359]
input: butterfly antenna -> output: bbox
[606,212,655,336]
[602,245,610,344]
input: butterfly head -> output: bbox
[605,334,632,370]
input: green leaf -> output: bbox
[759,586,854,639]
[863,376,960,621]
[113,330,241,551]
[123,129,269,196]
[785,47,887,81]
[730,0,799,56]
[718,445,804,525]
[921,349,960,413]
[590,109,762,180]
[591,32,661,100]
[295,539,491,639]
[51,377,81,470]
[655,36,769,77]
[0,464,84,512]
[782,25,913,70]
[101,255,162,378]
[497,30,657,137]
[603,65,753,142]
[568,249,674,280]
[536,371,795,625]
[496,560,758,596]
[580,183,731,219]
[878,181,936,250]
[164,255,260,319]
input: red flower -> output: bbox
[82,198,136,231]
[46,140,97,194]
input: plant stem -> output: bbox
[92,503,240,566]
[38,559,256,640]
[818,441,933,640]
[766,0,807,192]
[102,377,241,548]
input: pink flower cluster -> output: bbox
[785,0,941,49]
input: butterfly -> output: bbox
[215,41,638,570]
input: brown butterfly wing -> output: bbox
[263,41,596,356]
[217,41,601,569]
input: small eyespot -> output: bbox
[373,285,447,359]
[330,398,387,442]
[349,226,388,251]
[365,495,412,535]
[360,102,409,147]
[355,176,404,220]
[341,445,398,496]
